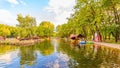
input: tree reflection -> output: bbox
[58,42,120,68]
[19,41,54,67]
[0,45,18,55]
[37,41,54,56]
[19,45,37,66]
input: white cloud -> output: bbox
[6,0,26,6]
[0,9,18,26]
[7,0,19,5]
[44,0,75,26]
[0,50,19,64]
[19,0,26,5]
[0,0,75,26]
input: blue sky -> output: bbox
[0,0,75,26]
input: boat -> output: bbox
[80,41,86,44]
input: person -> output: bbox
[0,36,5,41]
[94,32,102,42]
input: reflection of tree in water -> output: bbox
[19,41,54,67]
[19,45,37,67]
[0,45,18,55]
[58,42,120,68]
[95,45,120,68]
[37,41,54,56]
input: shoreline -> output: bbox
[94,42,120,49]
[0,39,44,46]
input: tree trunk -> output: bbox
[112,5,119,42]
[115,30,119,42]
[108,35,110,40]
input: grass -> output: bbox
[103,39,120,44]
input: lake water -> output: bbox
[0,39,120,68]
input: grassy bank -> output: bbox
[103,39,120,44]
[0,38,44,46]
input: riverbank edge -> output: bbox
[94,42,120,49]
[0,39,44,46]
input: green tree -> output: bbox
[57,0,120,42]
[37,21,54,37]
[17,14,37,37]
[0,24,10,37]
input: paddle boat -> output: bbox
[80,41,86,44]
[79,41,94,45]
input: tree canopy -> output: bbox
[37,21,54,37]
[57,0,120,42]
[0,14,54,38]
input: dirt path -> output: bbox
[94,42,120,49]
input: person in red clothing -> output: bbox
[0,36,5,41]
[94,32,102,42]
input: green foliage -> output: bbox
[37,21,54,37]
[0,15,54,38]
[0,24,10,37]
[17,14,55,38]
[57,0,120,42]
[16,14,37,37]
[17,14,36,28]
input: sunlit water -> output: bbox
[0,39,120,68]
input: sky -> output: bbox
[0,0,76,26]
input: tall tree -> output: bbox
[37,21,54,37]
[17,14,37,37]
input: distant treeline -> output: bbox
[0,14,54,38]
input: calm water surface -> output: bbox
[0,39,120,68]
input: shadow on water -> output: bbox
[0,39,120,68]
